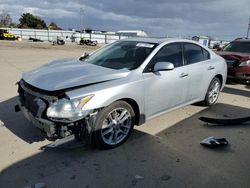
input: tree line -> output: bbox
[0,11,62,30]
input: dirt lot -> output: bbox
[0,40,249,188]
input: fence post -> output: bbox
[47,29,50,41]
[119,34,121,40]
[34,30,36,39]
[89,33,92,40]
[20,30,23,39]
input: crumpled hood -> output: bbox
[22,58,130,91]
[217,51,250,61]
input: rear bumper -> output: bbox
[227,72,250,80]
[227,66,250,80]
[234,73,250,80]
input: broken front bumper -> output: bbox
[16,102,57,136]
[16,80,96,140]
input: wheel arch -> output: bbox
[215,74,223,89]
[115,98,143,126]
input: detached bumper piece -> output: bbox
[199,116,250,125]
[200,136,229,148]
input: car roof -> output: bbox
[233,38,250,42]
[121,37,193,44]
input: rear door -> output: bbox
[183,43,214,101]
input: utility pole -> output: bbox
[80,8,84,32]
[247,17,250,38]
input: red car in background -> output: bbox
[217,38,250,82]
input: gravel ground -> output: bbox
[0,40,249,188]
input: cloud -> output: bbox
[0,0,249,39]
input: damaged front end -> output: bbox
[15,79,98,144]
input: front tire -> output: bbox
[94,101,135,149]
[203,77,221,106]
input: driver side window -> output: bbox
[149,43,183,69]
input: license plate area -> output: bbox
[226,60,235,65]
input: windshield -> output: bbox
[80,41,157,70]
[223,41,250,53]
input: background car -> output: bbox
[217,38,250,82]
[0,29,16,40]
[16,38,227,149]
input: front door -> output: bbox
[143,43,189,118]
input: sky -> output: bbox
[0,0,250,40]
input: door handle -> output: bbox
[179,73,189,78]
[208,66,215,70]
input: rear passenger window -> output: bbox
[184,43,209,64]
[202,48,210,60]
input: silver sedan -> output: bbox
[16,38,227,149]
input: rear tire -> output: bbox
[203,77,221,106]
[94,101,135,149]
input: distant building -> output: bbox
[104,31,116,35]
[116,30,148,37]
[192,35,230,49]
[192,36,210,47]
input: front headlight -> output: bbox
[239,60,250,67]
[46,95,94,122]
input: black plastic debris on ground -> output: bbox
[199,116,250,125]
[200,136,229,149]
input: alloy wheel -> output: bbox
[208,80,220,104]
[101,107,132,145]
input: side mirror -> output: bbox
[79,52,89,60]
[154,62,174,72]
